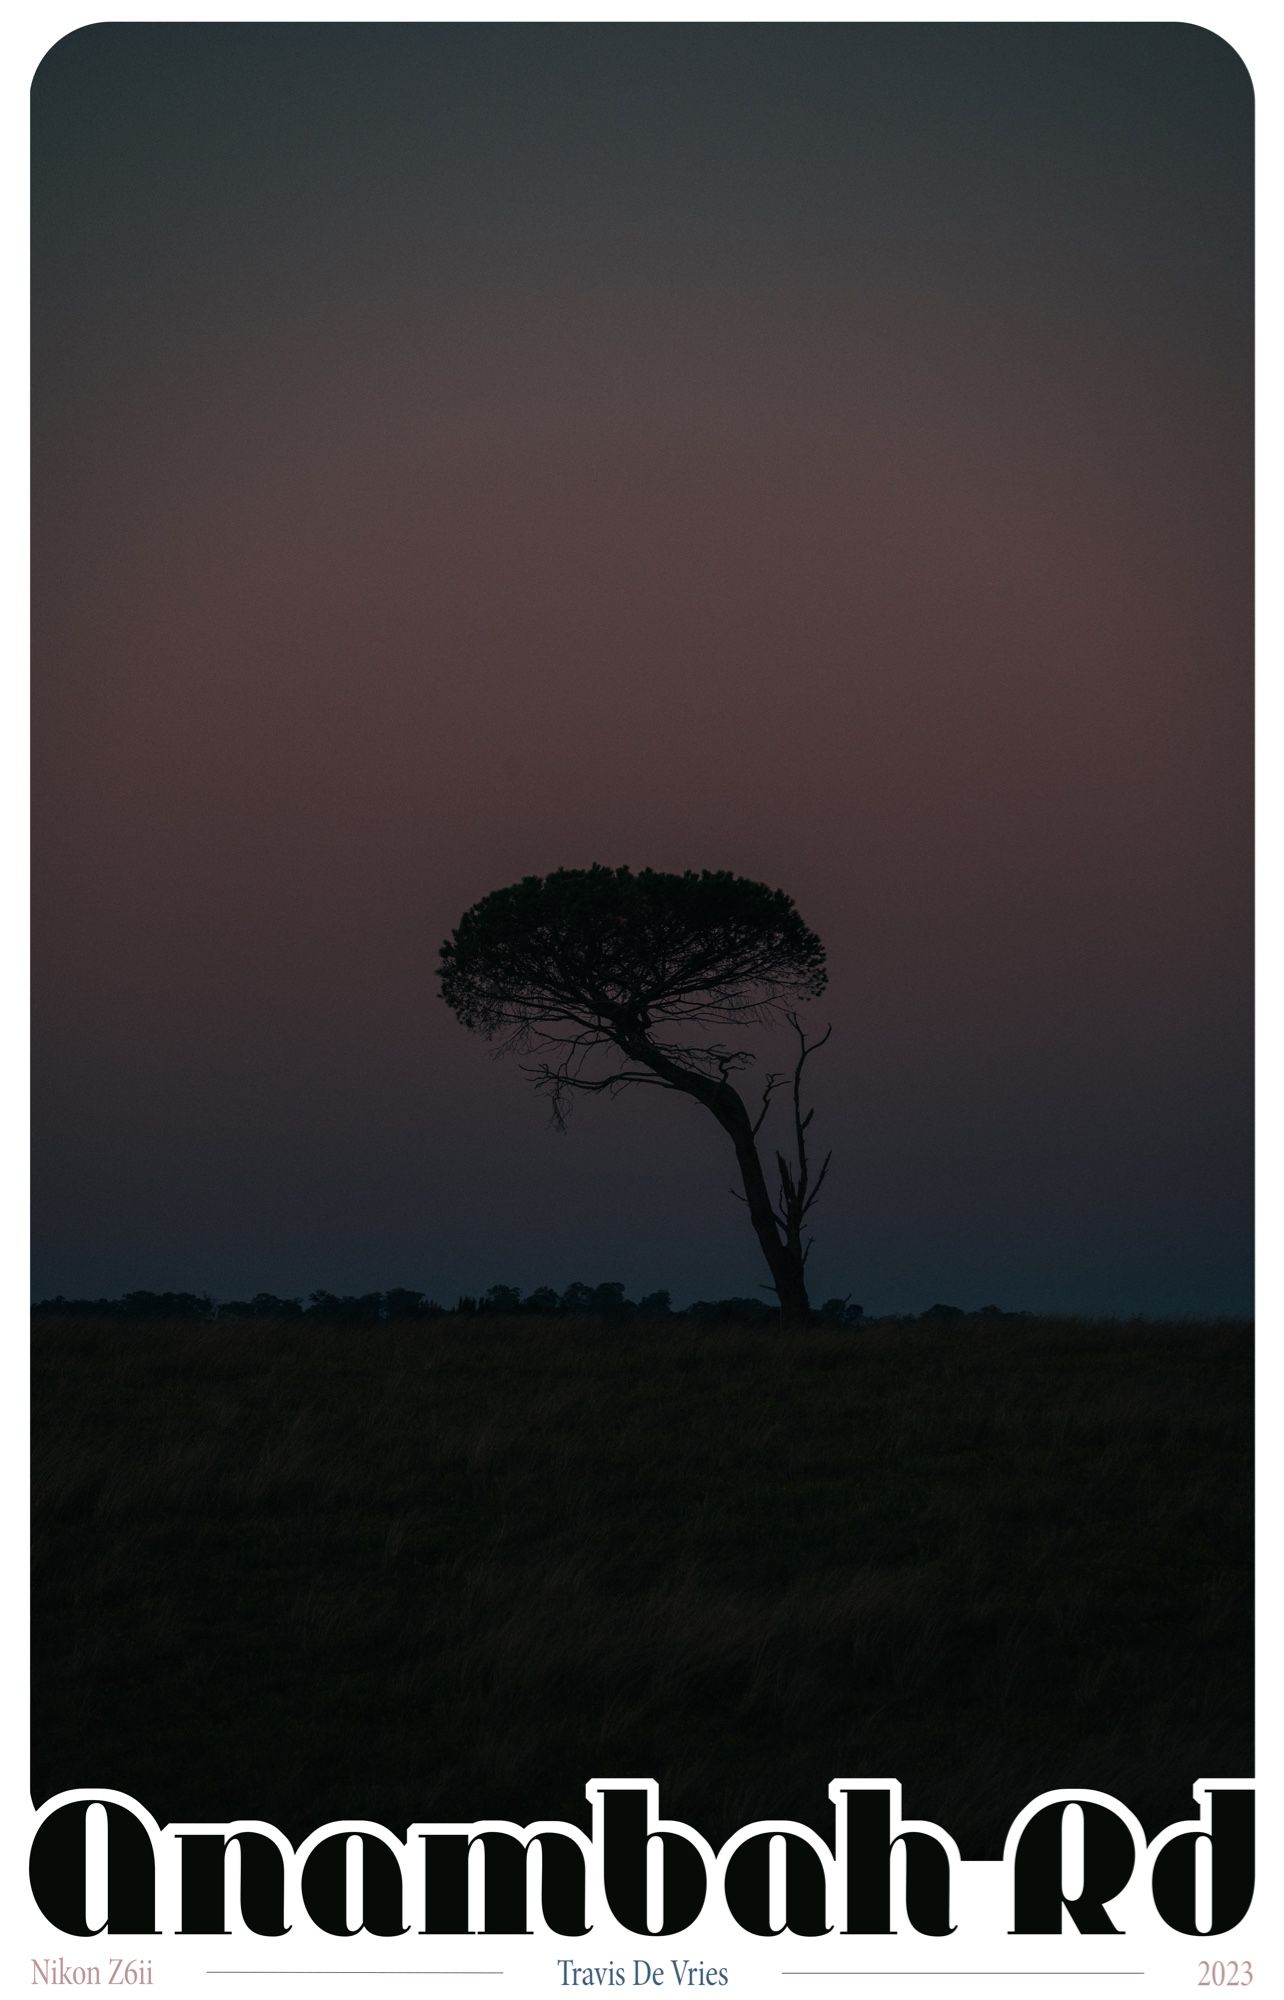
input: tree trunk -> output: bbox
[618,1030,812,1330]
[725,1116,812,1330]
[774,1267,812,1333]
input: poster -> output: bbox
[25,15,1260,1996]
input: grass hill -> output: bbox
[31,1310,1251,1858]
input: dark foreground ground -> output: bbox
[31,1312,1252,1858]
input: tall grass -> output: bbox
[31,1312,1251,1858]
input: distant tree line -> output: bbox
[29,1285,1025,1327]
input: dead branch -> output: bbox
[752,1071,786,1136]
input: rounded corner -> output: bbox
[1173,18,1256,110]
[30,20,114,101]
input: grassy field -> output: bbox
[31,1312,1252,1859]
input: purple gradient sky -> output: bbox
[32,24,1252,1313]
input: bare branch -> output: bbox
[751,1014,835,1266]
[521,1051,674,1130]
[751,1071,786,1137]
[801,1150,833,1218]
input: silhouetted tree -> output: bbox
[118,1290,213,1321]
[31,1295,119,1319]
[816,1296,864,1329]
[219,1293,304,1321]
[687,1295,778,1328]
[438,866,833,1330]
[382,1289,446,1320]
[305,1290,385,1325]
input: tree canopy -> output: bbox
[438,864,826,1052]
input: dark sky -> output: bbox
[32,23,1253,1315]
